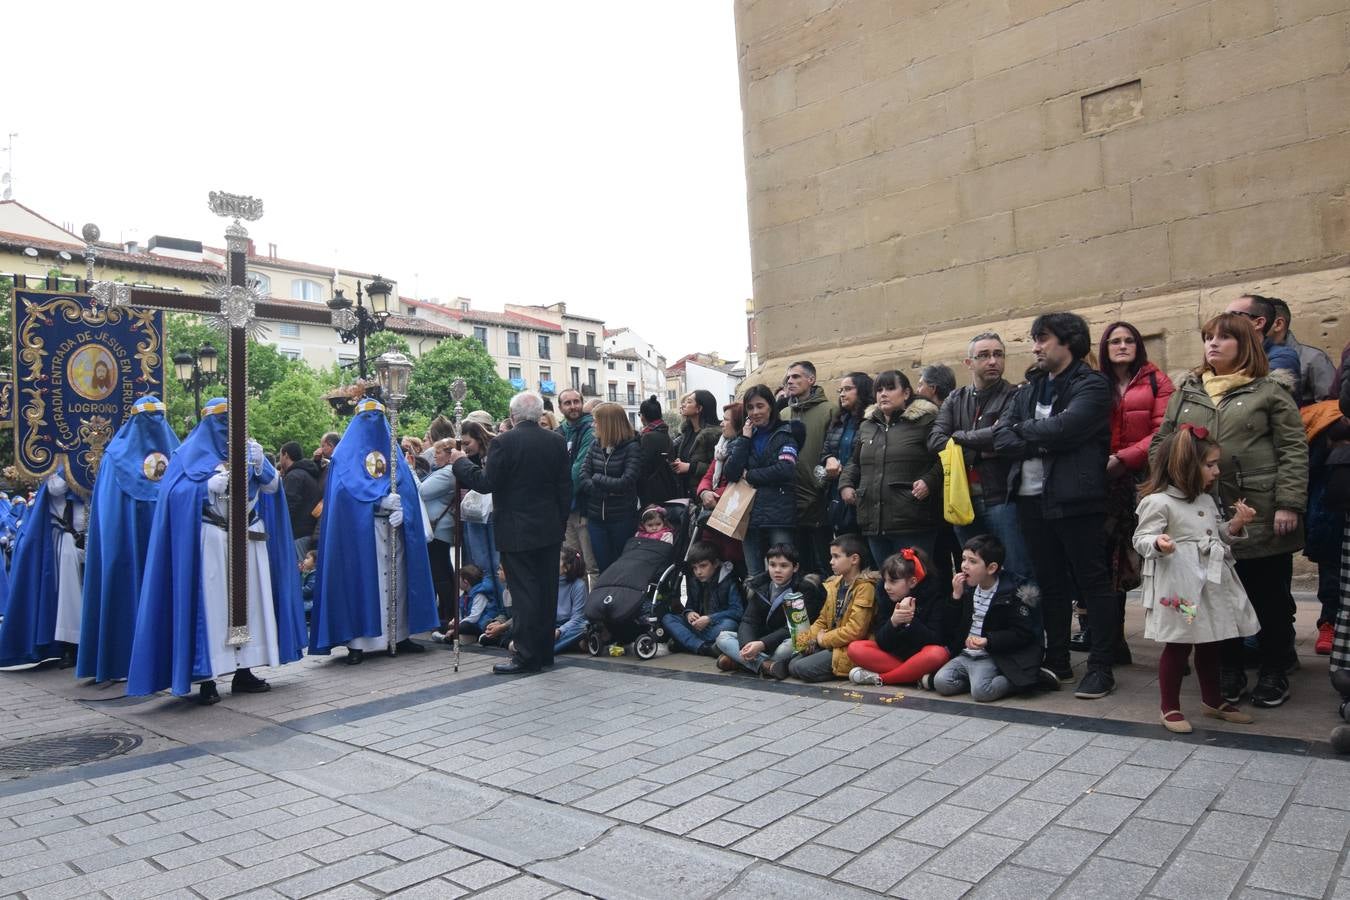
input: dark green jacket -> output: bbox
[1149,373,1308,559]
[840,399,943,536]
[781,386,834,526]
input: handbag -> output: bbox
[460,490,494,524]
[939,438,975,526]
[708,479,756,541]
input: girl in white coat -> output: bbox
[1134,425,1261,734]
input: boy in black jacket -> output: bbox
[662,541,745,656]
[923,536,1058,701]
[714,544,824,675]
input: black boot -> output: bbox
[395,639,425,654]
[197,680,220,705]
[231,667,270,694]
[58,643,77,670]
[346,648,365,665]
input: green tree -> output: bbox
[405,337,513,423]
[251,367,342,454]
[366,331,412,358]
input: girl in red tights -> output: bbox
[1134,426,1260,733]
[847,548,954,686]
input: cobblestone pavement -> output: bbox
[1,646,1348,899]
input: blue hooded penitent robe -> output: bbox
[308,399,438,654]
[126,398,305,696]
[75,396,180,682]
[0,485,60,666]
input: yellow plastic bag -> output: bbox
[939,438,975,526]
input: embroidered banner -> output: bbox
[12,290,166,497]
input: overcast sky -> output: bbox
[3,2,753,362]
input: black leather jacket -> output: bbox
[928,379,1017,506]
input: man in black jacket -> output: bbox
[993,312,1117,700]
[450,392,572,674]
[928,331,1027,580]
[279,441,323,561]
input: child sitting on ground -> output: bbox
[847,547,955,686]
[773,534,877,682]
[554,546,588,654]
[715,543,824,675]
[662,541,744,656]
[433,564,499,643]
[924,535,1057,701]
[635,504,675,544]
[1134,425,1258,733]
[300,550,317,616]
[478,563,513,647]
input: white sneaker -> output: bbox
[849,666,883,686]
[654,642,671,657]
[430,631,447,643]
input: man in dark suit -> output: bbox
[449,391,571,674]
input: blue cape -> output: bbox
[127,401,305,696]
[0,485,60,665]
[76,398,181,681]
[309,405,439,653]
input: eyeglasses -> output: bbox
[971,351,1005,361]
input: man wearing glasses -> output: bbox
[928,332,1029,582]
[1225,294,1301,396]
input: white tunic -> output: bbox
[49,477,87,646]
[348,494,433,652]
[200,466,281,676]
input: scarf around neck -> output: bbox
[1201,371,1254,403]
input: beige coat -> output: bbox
[1133,487,1260,645]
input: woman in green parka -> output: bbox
[1149,312,1308,710]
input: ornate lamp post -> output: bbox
[173,342,221,423]
[327,275,393,380]
[373,350,413,656]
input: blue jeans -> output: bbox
[957,498,1031,584]
[464,522,501,593]
[554,621,586,655]
[866,530,938,571]
[588,512,639,574]
[743,526,795,580]
[661,612,740,652]
[714,629,794,673]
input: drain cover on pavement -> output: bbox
[0,732,142,771]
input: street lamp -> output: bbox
[174,342,220,423]
[327,274,393,380]
[373,350,413,657]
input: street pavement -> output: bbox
[0,639,1348,899]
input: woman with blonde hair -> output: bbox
[580,402,642,572]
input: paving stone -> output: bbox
[274,854,393,899]
[873,779,958,816]
[608,798,666,824]
[1139,785,1221,825]
[571,779,660,814]
[275,750,423,799]
[815,808,909,852]
[833,837,936,893]
[721,790,813,826]
[1126,740,1196,771]
[103,858,237,900]
[975,798,1065,840]
[1167,759,1238,793]
[964,864,1064,898]
[1189,810,1272,860]
[471,875,562,900]
[69,833,195,874]
[1098,819,1190,867]
[229,828,345,867]
[343,771,510,831]
[730,814,832,860]
[1240,752,1312,786]
[1066,857,1156,900]
[527,825,750,900]
[380,878,467,900]
[645,795,740,836]
[889,869,972,899]
[897,804,987,848]
[797,785,887,823]
[1056,792,1142,834]
[900,737,972,766]
[1152,849,1246,900]
[196,854,322,900]
[446,859,518,891]
[1270,804,1350,851]
[686,818,754,846]
[992,750,1067,781]
[1092,763,1171,800]
[1017,769,1099,804]
[853,758,932,792]
[922,831,1022,882]
[1212,779,1293,819]
[1245,842,1340,898]
[1292,774,1350,810]
[382,834,451,862]
[947,776,1026,812]
[1025,729,1095,755]
[360,847,485,894]
[1058,745,1134,776]
[426,796,610,867]
[924,754,1000,787]
[1012,825,1105,875]
[22,859,160,900]
[645,773,731,806]
[720,863,881,899]
[778,842,855,876]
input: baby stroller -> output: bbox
[583,498,696,659]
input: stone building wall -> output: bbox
[736,0,1350,384]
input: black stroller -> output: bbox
[582,498,695,659]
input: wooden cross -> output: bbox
[90,191,335,645]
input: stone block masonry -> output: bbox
[735,0,1350,381]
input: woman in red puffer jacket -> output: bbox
[1081,321,1176,661]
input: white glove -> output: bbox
[379,493,402,512]
[388,507,404,528]
[246,440,264,470]
[208,471,229,498]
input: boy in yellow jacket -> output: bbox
[770,534,877,681]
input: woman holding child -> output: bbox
[1149,312,1307,709]
[726,385,801,579]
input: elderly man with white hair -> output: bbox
[449,392,572,674]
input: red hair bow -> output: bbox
[1179,423,1210,440]
[901,547,926,583]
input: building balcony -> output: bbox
[567,342,602,360]
[580,384,599,397]
[539,380,557,395]
[626,394,637,406]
